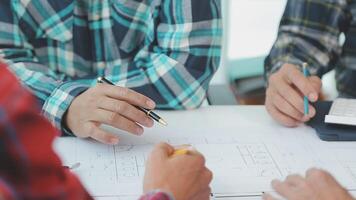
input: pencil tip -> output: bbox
[159,119,168,126]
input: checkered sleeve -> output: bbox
[264,0,350,80]
[125,0,222,109]
[0,65,92,200]
[3,60,92,134]
[0,2,92,133]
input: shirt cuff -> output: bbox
[42,79,93,135]
[265,55,304,86]
[139,190,175,200]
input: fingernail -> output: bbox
[137,127,144,135]
[146,118,154,127]
[302,115,310,122]
[308,93,318,102]
[146,100,156,108]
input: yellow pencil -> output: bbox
[172,149,189,156]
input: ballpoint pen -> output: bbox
[97,76,168,126]
[302,62,310,116]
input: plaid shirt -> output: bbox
[0,0,222,132]
[265,0,356,97]
[0,64,173,199]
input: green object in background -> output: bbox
[227,55,266,81]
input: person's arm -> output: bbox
[264,0,350,127]
[0,1,92,134]
[265,0,350,78]
[0,2,157,144]
[143,143,213,200]
[0,64,204,200]
[0,64,92,200]
[123,0,222,110]
[64,0,222,144]
[263,168,354,200]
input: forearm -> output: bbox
[2,58,92,133]
[0,65,92,200]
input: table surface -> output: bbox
[56,106,356,200]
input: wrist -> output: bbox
[61,111,75,137]
[140,189,175,200]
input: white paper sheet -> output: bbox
[54,107,356,199]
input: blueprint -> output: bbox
[54,107,356,199]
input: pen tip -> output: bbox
[159,119,168,126]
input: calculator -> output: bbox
[325,98,356,126]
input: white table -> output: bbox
[55,106,356,199]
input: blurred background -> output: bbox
[210,0,338,105]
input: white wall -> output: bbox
[211,0,338,100]
[211,0,287,84]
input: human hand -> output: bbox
[263,168,354,200]
[65,83,156,144]
[144,143,213,200]
[266,63,322,127]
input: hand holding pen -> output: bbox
[97,77,167,126]
[64,76,167,145]
[144,143,212,200]
[265,63,322,127]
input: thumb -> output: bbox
[151,142,175,159]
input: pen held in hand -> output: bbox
[172,148,190,156]
[302,63,310,116]
[97,76,168,126]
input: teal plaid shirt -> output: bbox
[0,0,222,132]
[265,0,356,97]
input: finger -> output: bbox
[307,104,317,119]
[272,91,304,121]
[306,168,350,199]
[271,179,296,199]
[151,142,175,159]
[86,123,120,145]
[306,168,338,188]
[91,109,144,135]
[262,193,278,200]
[283,65,319,102]
[309,76,322,92]
[192,167,213,190]
[266,92,299,127]
[97,97,154,127]
[97,84,156,109]
[192,187,212,200]
[173,152,206,172]
[197,168,213,190]
[289,84,317,119]
[271,78,306,115]
[285,174,305,187]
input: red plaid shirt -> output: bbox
[0,64,172,200]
